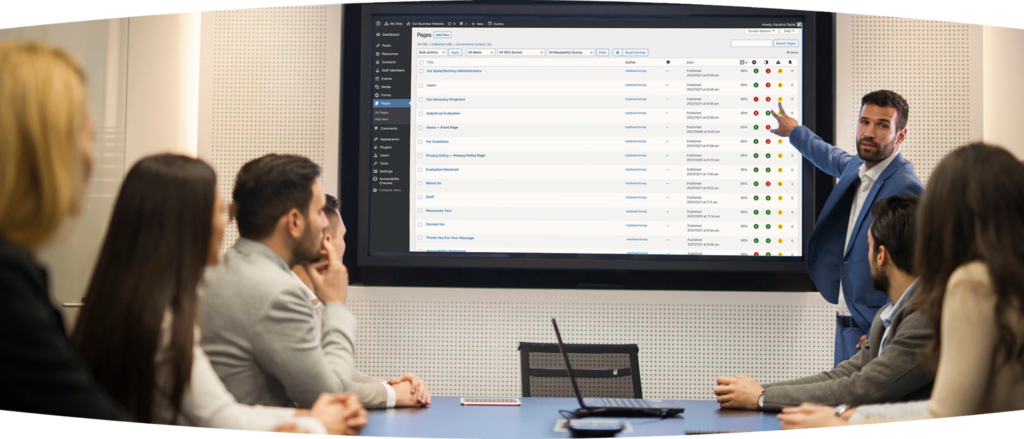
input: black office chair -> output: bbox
[518,342,642,398]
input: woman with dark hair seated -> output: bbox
[0,40,132,420]
[778,143,1024,428]
[72,154,367,434]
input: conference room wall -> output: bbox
[0,19,129,328]
[192,6,1014,400]
[983,25,1024,157]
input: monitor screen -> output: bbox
[344,2,831,284]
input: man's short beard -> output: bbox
[871,266,890,293]
[292,217,322,264]
[856,136,896,163]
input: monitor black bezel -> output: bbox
[341,1,836,290]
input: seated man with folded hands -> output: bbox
[713,195,933,412]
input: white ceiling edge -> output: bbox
[0,0,1019,28]
[0,1,344,28]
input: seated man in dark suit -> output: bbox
[713,195,933,412]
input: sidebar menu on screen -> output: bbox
[369,21,411,252]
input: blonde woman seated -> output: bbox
[73,154,367,434]
[778,143,1024,428]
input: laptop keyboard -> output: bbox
[598,398,652,408]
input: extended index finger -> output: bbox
[320,235,340,265]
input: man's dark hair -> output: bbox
[323,194,340,219]
[233,154,321,240]
[869,194,919,274]
[861,90,910,132]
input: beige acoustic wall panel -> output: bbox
[348,287,834,399]
[198,5,341,251]
[836,15,983,184]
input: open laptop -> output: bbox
[551,318,686,417]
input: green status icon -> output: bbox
[766,167,771,173]
[766,252,772,256]
[754,224,760,229]
[765,238,771,245]
[754,195,760,201]
[754,82,759,88]
[766,210,772,215]
[753,139,760,144]
[754,124,760,130]
[754,209,760,215]
[765,194,771,201]
[754,153,760,158]
[754,238,760,243]
[754,181,760,187]
[766,223,772,229]
[753,167,759,173]
[766,153,771,159]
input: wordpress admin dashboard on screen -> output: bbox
[369,18,804,257]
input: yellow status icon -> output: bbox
[777,210,783,215]
[778,224,783,229]
[778,181,783,186]
[777,238,783,244]
[778,83,783,87]
[778,97,783,101]
[777,153,783,158]
[778,139,783,144]
[779,68,783,73]
[778,167,783,172]
[778,195,783,201]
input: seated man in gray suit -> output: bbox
[293,193,431,408]
[199,154,428,410]
[713,195,933,412]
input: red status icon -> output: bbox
[754,252,760,256]
[754,110,759,116]
[754,96,759,102]
[767,68,772,73]
[766,82,772,88]
[766,96,772,102]
[766,125,771,130]
[765,138,771,143]
[766,181,772,186]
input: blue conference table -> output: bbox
[360,396,782,437]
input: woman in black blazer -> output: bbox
[0,41,131,421]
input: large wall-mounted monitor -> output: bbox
[341,1,836,290]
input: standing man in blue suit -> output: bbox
[771,90,923,366]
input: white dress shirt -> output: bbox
[294,273,397,408]
[837,151,900,317]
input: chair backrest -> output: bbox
[518,342,642,398]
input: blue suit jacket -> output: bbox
[791,126,924,332]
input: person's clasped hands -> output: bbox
[300,392,368,435]
[388,373,432,406]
